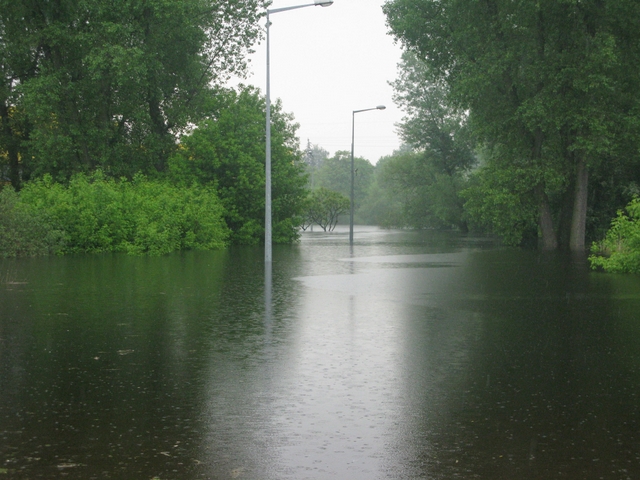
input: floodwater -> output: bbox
[1,226,640,479]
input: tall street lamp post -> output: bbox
[350,105,386,245]
[265,0,333,264]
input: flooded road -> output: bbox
[1,227,640,479]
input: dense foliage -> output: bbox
[377,149,469,230]
[461,156,540,246]
[169,87,308,245]
[0,187,64,257]
[14,172,229,255]
[372,51,475,231]
[0,0,314,255]
[0,0,267,187]
[356,154,405,228]
[384,0,640,250]
[589,198,640,273]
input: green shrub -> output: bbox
[0,187,65,257]
[589,197,640,273]
[19,172,229,255]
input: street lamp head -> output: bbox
[314,0,334,6]
[376,105,386,110]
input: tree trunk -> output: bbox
[0,102,21,190]
[7,142,20,191]
[531,129,557,249]
[536,184,557,250]
[556,186,574,250]
[569,155,588,251]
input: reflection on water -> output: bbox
[1,226,640,479]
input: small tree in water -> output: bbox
[305,188,350,232]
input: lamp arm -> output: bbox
[353,107,378,114]
[268,1,331,15]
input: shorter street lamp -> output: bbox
[350,105,386,245]
[265,0,334,264]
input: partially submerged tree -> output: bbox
[378,149,469,230]
[306,187,350,232]
[384,0,640,250]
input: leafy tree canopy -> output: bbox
[0,0,267,186]
[375,148,467,230]
[168,86,308,245]
[384,0,640,250]
[304,187,350,232]
[391,51,475,176]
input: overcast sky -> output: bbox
[229,0,405,164]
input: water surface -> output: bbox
[1,227,640,479]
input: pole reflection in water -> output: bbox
[264,259,273,344]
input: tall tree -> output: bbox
[302,140,329,190]
[0,0,38,189]
[384,0,640,250]
[391,51,475,176]
[382,51,474,230]
[0,0,267,186]
[378,148,470,230]
[357,149,408,228]
[168,86,308,245]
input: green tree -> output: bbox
[384,0,640,250]
[0,0,267,186]
[306,187,350,232]
[461,152,540,246]
[0,0,37,190]
[168,86,308,245]
[302,140,329,190]
[391,51,475,176]
[380,51,475,230]
[374,149,467,230]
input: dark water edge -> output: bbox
[1,227,640,479]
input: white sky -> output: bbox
[229,0,405,164]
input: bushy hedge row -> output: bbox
[1,172,229,257]
[589,197,640,273]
